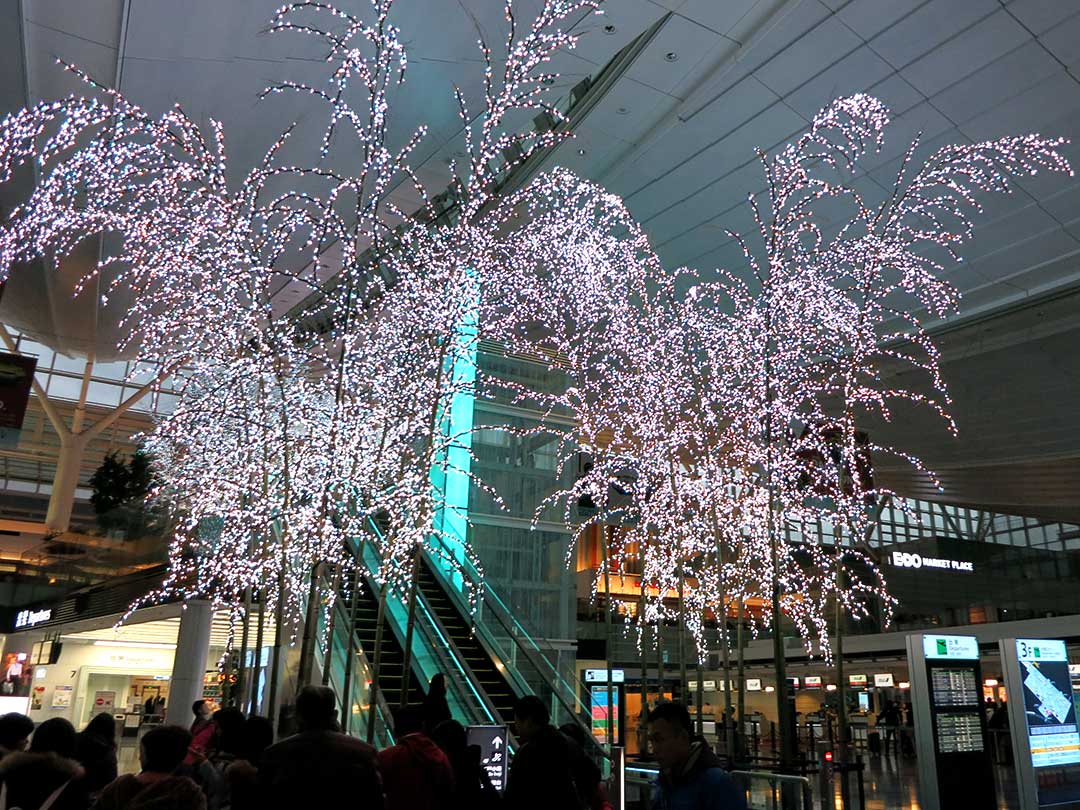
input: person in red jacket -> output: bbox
[378,704,455,810]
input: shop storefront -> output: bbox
[0,571,274,731]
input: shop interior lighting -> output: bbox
[825,684,837,692]
[984,679,998,687]
[92,640,177,650]
[898,682,910,690]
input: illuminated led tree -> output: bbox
[0,0,614,723]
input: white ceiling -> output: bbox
[2,0,1080,518]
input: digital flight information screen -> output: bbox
[1015,639,1080,769]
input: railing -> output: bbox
[322,591,395,748]
[423,525,610,764]
[625,763,814,810]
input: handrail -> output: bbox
[422,529,608,762]
[325,588,395,746]
[351,528,504,731]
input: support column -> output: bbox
[45,435,87,533]
[166,601,213,727]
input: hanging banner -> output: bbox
[0,352,37,448]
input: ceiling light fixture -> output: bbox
[603,24,617,35]
[665,51,679,62]
[616,106,629,115]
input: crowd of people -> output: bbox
[0,684,747,810]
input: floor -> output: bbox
[821,749,1019,810]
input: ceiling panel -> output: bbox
[870,0,999,69]
[781,45,896,119]
[1005,0,1080,36]
[754,15,863,97]
[834,0,926,41]
[899,9,1029,98]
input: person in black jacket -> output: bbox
[422,674,452,734]
[0,717,87,810]
[256,686,383,808]
[95,725,205,810]
[504,696,582,810]
[75,712,119,798]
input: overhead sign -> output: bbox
[875,673,895,688]
[746,679,762,692]
[924,635,980,661]
[703,680,717,691]
[804,676,823,689]
[891,551,974,573]
[0,352,37,449]
[1014,639,1080,769]
[849,674,868,687]
[14,608,52,630]
[584,668,624,683]
[466,725,508,793]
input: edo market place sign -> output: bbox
[890,551,974,573]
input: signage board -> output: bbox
[875,673,895,688]
[890,551,974,573]
[703,680,716,691]
[908,634,996,810]
[688,681,697,691]
[0,352,37,448]
[849,674,868,687]
[924,635,980,660]
[746,679,762,692]
[51,685,72,709]
[804,676,823,689]
[590,685,619,745]
[466,725,508,793]
[584,668,624,684]
[14,608,52,630]
[1014,639,1080,769]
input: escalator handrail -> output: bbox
[422,533,610,762]
[352,530,507,731]
[327,587,395,746]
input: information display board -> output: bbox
[466,725,508,793]
[907,634,997,810]
[590,685,619,745]
[1014,640,1080,768]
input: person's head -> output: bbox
[85,712,116,744]
[192,700,211,723]
[212,707,246,754]
[0,713,34,753]
[294,685,338,733]
[647,702,694,772]
[428,673,446,696]
[242,715,274,765]
[513,695,549,743]
[393,704,425,738]
[30,717,77,758]
[430,718,466,756]
[140,726,192,775]
[559,722,586,749]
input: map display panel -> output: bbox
[1015,639,1080,768]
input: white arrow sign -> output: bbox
[492,736,503,749]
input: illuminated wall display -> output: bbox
[924,635,981,660]
[804,676,823,689]
[1014,639,1080,769]
[746,679,762,692]
[14,608,52,629]
[875,674,895,688]
[849,674,868,687]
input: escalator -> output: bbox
[348,576,426,710]
[416,555,519,722]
